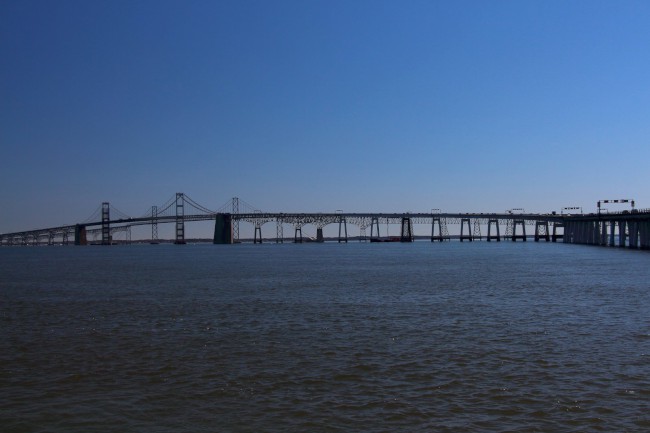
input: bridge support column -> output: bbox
[512,220,526,241]
[487,219,500,241]
[572,221,580,244]
[460,218,472,242]
[552,223,563,242]
[473,220,482,240]
[175,193,186,245]
[316,228,324,242]
[359,226,367,242]
[213,214,233,244]
[562,221,571,243]
[640,221,650,250]
[590,221,599,245]
[584,222,592,244]
[575,221,586,244]
[609,221,616,246]
[628,221,639,249]
[101,202,110,245]
[578,221,585,244]
[74,224,87,246]
[338,217,348,243]
[151,205,158,243]
[431,216,449,242]
[580,221,590,244]
[618,220,627,247]
[254,225,262,244]
[400,217,413,242]
[534,221,550,242]
[232,197,240,243]
[276,218,284,243]
[371,217,380,240]
[295,226,303,243]
[600,221,608,246]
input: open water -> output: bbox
[1,242,650,432]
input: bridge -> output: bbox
[1,193,649,250]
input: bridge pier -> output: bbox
[576,221,586,244]
[472,220,482,240]
[151,205,158,243]
[276,218,284,243]
[581,221,590,244]
[589,221,599,245]
[431,216,449,242]
[609,221,616,246]
[487,219,500,241]
[585,221,594,244]
[213,214,233,244]
[316,228,324,242]
[232,197,240,242]
[600,221,607,246]
[101,202,110,245]
[400,217,413,242]
[640,221,650,250]
[629,221,639,249]
[459,218,472,241]
[534,221,550,242]
[370,217,380,240]
[175,193,186,245]
[562,221,571,243]
[74,224,87,246]
[512,219,526,241]
[573,221,582,244]
[552,222,563,242]
[338,217,348,243]
[254,225,262,244]
[294,226,303,243]
[574,221,587,244]
[618,220,627,247]
[561,218,649,249]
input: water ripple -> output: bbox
[1,243,650,432]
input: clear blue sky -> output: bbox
[2,0,649,234]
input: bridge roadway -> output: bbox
[2,210,650,249]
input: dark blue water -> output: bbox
[1,242,650,432]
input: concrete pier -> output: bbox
[487,219,500,242]
[460,218,473,242]
[213,214,233,244]
[534,221,550,242]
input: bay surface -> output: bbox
[1,242,649,432]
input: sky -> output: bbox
[1,0,650,236]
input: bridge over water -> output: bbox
[1,193,649,250]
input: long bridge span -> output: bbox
[1,193,649,250]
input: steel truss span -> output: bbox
[1,194,649,250]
